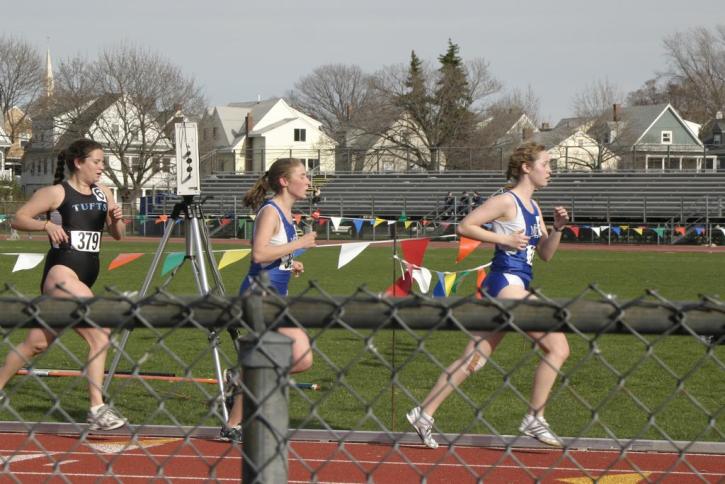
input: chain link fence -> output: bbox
[0,282,723,481]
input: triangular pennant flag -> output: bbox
[620,225,629,231]
[161,252,185,276]
[401,239,429,266]
[293,213,302,225]
[138,215,147,224]
[653,227,665,238]
[384,269,412,297]
[353,219,364,233]
[220,218,232,226]
[456,236,481,263]
[249,214,256,221]
[404,220,413,230]
[330,217,342,231]
[717,227,725,236]
[238,219,245,229]
[387,220,396,225]
[591,227,601,237]
[10,253,45,272]
[398,213,408,222]
[612,226,621,236]
[633,227,643,236]
[218,249,251,270]
[411,267,432,294]
[443,273,457,296]
[155,214,169,225]
[311,210,320,220]
[600,225,610,233]
[108,253,144,271]
[338,242,370,269]
[440,222,450,231]
[421,219,430,226]
[0,215,6,223]
[374,218,386,227]
[318,218,328,226]
[432,272,446,297]
[675,226,686,236]
[175,218,183,225]
[475,268,487,299]
[569,226,580,238]
[450,271,470,295]
[694,226,704,236]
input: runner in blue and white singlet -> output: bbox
[484,191,543,296]
[239,200,298,296]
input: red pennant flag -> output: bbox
[312,210,320,220]
[440,222,450,231]
[293,213,302,225]
[421,219,430,227]
[400,239,429,266]
[569,226,580,238]
[318,218,328,226]
[220,218,231,226]
[675,226,685,236]
[155,214,169,224]
[456,236,481,263]
[475,268,487,299]
[108,253,144,271]
[384,269,412,297]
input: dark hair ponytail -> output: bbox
[242,158,304,210]
[54,138,104,185]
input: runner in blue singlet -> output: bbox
[408,142,571,449]
[222,158,317,444]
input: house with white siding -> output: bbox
[198,98,336,176]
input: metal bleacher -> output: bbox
[150,171,725,225]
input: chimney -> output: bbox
[245,112,254,135]
[540,122,551,131]
[522,127,534,140]
[613,103,621,122]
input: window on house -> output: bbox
[647,157,664,171]
[162,157,171,173]
[111,124,120,137]
[714,133,722,145]
[294,128,306,142]
[213,127,218,139]
[203,128,208,140]
[306,159,319,171]
[152,157,160,173]
[661,130,672,144]
[577,138,584,147]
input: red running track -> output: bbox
[0,433,722,483]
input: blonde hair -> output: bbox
[505,142,546,187]
[242,158,304,209]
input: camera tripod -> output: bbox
[103,195,238,421]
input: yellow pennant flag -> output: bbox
[218,249,251,270]
[374,218,386,227]
[633,227,644,236]
[444,272,457,296]
[404,220,413,230]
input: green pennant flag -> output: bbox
[450,271,470,295]
[138,215,147,224]
[161,252,185,276]
[398,212,408,222]
[238,219,245,229]
[653,227,665,238]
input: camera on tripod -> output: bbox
[175,122,200,196]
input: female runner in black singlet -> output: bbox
[0,139,128,431]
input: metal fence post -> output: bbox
[239,291,292,484]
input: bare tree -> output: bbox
[0,36,42,148]
[663,25,725,123]
[288,64,377,140]
[571,78,624,119]
[52,44,205,209]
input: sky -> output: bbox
[3,0,721,124]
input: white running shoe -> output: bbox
[518,414,563,447]
[87,404,127,431]
[406,407,439,449]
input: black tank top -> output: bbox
[49,181,108,253]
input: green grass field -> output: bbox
[0,238,722,442]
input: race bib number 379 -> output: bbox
[70,230,101,252]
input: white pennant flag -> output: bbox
[337,242,370,269]
[10,253,45,272]
[412,267,432,294]
[717,227,725,236]
[330,217,342,231]
[591,227,601,237]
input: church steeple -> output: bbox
[44,48,54,98]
